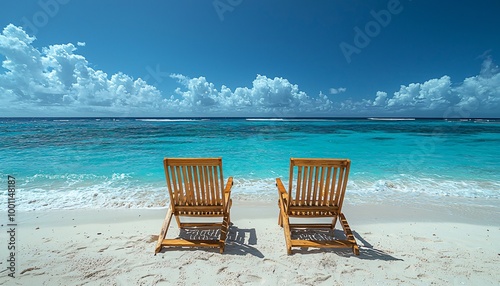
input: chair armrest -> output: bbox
[276,178,289,212]
[223,177,233,212]
[224,177,233,194]
[276,178,288,197]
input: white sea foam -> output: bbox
[7,173,499,211]
[367,117,416,121]
[246,118,284,121]
[136,119,204,122]
[474,119,500,124]
[14,173,167,211]
[284,119,333,122]
[246,118,334,122]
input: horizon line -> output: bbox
[1,116,499,120]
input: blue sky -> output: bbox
[0,0,499,117]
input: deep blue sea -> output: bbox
[1,118,499,210]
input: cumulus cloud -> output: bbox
[329,87,347,94]
[358,57,500,117]
[0,24,331,116]
[454,57,500,114]
[0,24,163,116]
[169,73,328,116]
[386,76,452,110]
[0,23,498,117]
[372,91,387,106]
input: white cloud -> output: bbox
[373,91,387,106]
[454,57,500,115]
[0,24,498,117]
[386,76,452,110]
[169,74,328,116]
[0,24,163,116]
[77,42,86,47]
[0,24,333,117]
[329,87,347,94]
[359,58,500,117]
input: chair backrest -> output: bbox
[164,158,225,207]
[288,158,351,210]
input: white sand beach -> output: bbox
[2,199,499,285]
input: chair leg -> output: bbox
[278,211,283,227]
[155,207,174,254]
[331,215,338,230]
[284,226,292,255]
[220,215,230,254]
[219,202,232,254]
[278,200,284,227]
[281,215,293,255]
[339,213,360,256]
[353,244,360,255]
[174,214,182,228]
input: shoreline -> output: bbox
[8,183,500,213]
[11,195,500,225]
[1,199,499,285]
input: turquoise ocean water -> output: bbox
[1,118,499,210]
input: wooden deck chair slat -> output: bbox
[170,166,180,205]
[333,167,344,206]
[209,166,216,205]
[276,158,359,255]
[295,165,302,205]
[186,166,194,204]
[296,166,302,205]
[203,165,210,205]
[166,165,174,203]
[195,165,202,204]
[322,167,332,206]
[305,166,314,205]
[288,160,294,197]
[311,166,320,205]
[165,158,222,166]
[205,165,211,205]
[213,166,221,205]
[180,166,189,204]
[300,166,309,205]
[211,166,216,204]
[214,165,221,205]
[199,165,206,205]
[193,166,201,205]
[181,166,188,203]
[156,158,233,254]
[317,166,326,205]
[205,166,211,204]
[164,165,175,204]
[174,166,183,204]
[329,167,338,206]
[337,165,350,211]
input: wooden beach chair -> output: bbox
[155,158,233,254]
[276,158,359,255]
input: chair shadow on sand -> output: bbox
[160,223,264,258]
[156,225,399,261]
[225,225,264,258]
[288,228,403,261]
